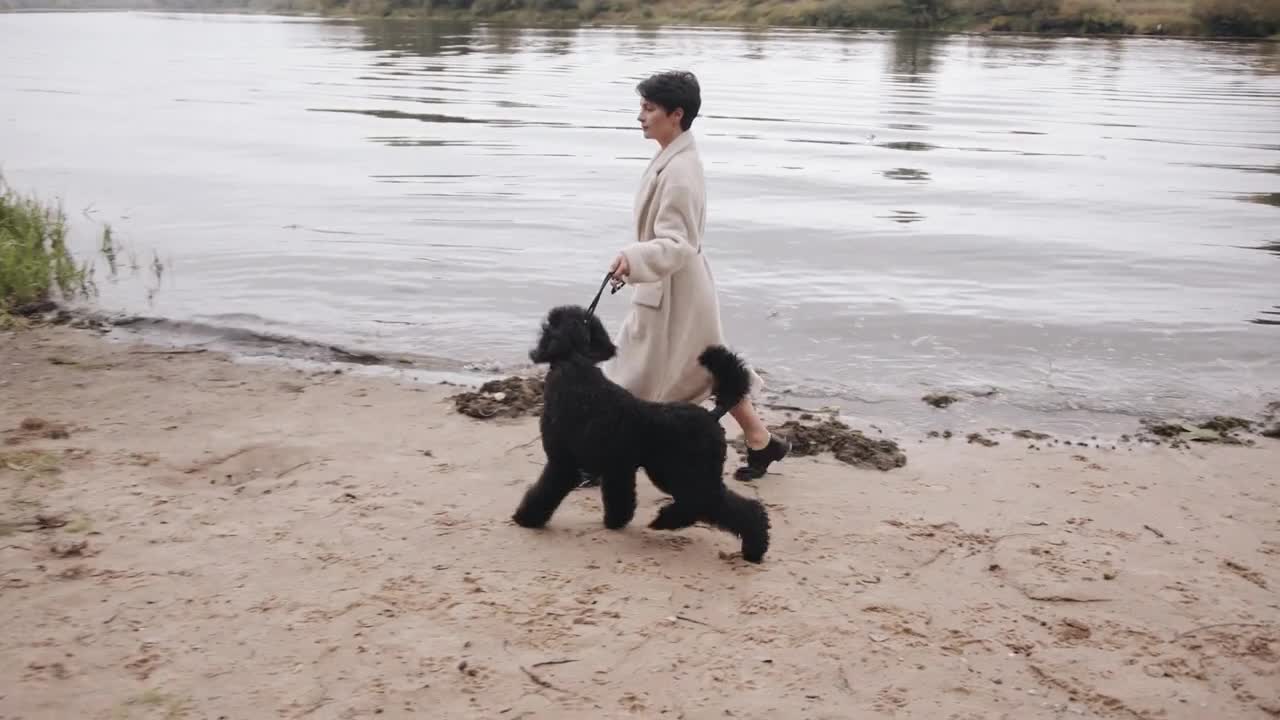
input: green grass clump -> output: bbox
[0,178,96,317]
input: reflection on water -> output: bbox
[883,168,931,182]
[880,209,926,224]
[1253,240,1280,326]
[351,17,543,58]
[880,140,937,151]
[1,12,1279,433]
[886,30,943,80]
[875,33,939,233]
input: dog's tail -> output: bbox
[704,487,771,563]
[698,345,752,420]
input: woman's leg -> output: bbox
[729,397,771,450]
[730,396,790,481]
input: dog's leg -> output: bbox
[703,487,771,564]
[648,501,701,531]
[601,470,637,530]
[512,459,579,529]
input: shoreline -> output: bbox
[2,321,1278,718]
[2,4,1278,41]
[13,301,1280,448]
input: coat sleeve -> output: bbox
[619,177,700,284]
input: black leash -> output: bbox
[586,271,624,316]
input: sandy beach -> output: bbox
[1,324,1278,720]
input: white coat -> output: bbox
[603,131,763,403]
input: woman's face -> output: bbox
[638,98,682,144]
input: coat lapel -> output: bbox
[647,131,695,176]
[633,132,696,240]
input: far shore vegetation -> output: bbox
[2,0,1279,37]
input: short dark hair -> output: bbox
[636,71,701,131]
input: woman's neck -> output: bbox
[657,128,684,149]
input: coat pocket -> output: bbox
[632,281,663,309]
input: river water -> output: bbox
[2,11,1278,434]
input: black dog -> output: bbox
[511,305,771,563]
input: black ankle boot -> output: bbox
[734,434,790,482]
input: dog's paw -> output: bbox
[511,509,547,529]
[603,512,633,530]
[740,537,768,563]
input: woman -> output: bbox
[605,70,789,482]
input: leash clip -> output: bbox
[586,270,625,316]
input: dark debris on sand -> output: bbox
[452,376,544,420]
[1262,402,1280,440]
[8,301,113,332]
[922,387,1002,410]
[741,419,907,472]
[922,393,959,409]
[1012,429,1052,441]
[1137,416,1258,447]
[1198,416,1254,434]
[967,432,999,448]
[4,417,71,445]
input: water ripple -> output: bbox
[1,13,1278,429]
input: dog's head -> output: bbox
[529,305,617,366]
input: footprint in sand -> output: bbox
[873,685,910,711]
[179,444,319,490]
[23,661,71,681]
[862,603,932,643]
[990,534,1122,602]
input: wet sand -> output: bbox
[2,325,1278,719]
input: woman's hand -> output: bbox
[609,253,630,284]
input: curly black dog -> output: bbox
[511,305,771,563]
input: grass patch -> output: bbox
[0,177,96,316]
[1,451,66,533]
[65,514,94,533]
[0,177,166,321]
[0,310,30,331]
[112,690,192,720]
[0,449,62,478]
